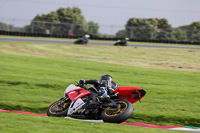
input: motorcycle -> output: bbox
[74,37,88,44]
[114,38,129,46]
[47,83,146,123]
[74,35,90,45]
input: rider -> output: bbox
[120,37,129,44]
[77,34,90,44]
[78,75,118,100]
[82,34,90,44]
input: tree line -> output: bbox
[0,22,24,32]
[0,7,200,42]
[116,18,200,42]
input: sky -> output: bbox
[0,0,200,34]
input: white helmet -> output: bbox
[85,35,90,38]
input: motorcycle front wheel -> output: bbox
[113,42,119,46]
[47,98,71,117]
[74,41,79,44]
[101,99,133,123]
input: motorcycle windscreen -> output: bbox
[64,84,80,94]
[113,86,146,104]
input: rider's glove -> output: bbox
[79,79,86,87]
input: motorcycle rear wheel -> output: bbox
[101,99,133,123]
[47,98,71,117]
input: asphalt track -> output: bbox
[0,36,200,49]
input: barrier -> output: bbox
[0,30,200,45]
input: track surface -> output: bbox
[0,36,200,49]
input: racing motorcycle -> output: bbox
[74,35,90,45]
[113,38,129,46]
[47,83,146,123]
[113,40,128,46]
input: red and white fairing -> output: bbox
[64,84,91,115]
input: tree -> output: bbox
[27,7,99,36]
[179,21,200,30]
[0,22,24,32]
[125,18,172,40]
[56,7,85,23]
[115,29,127,38]
[0,22,10,30]
[171,29,188,41]
[56,7,87,35]
[87,21,99,35]
[178,21,200,42]
[157,18,172,29]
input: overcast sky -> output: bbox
[0,0,200,34]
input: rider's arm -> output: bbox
[86,80,99,85]
[79,79,100,88]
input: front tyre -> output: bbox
[101,99,133,123]
[113,43,118,46]
[74,41,79,44]
[47,98,71,117]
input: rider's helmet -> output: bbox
[125,38,129,41]
[99,75,118,90]
[85,34,90,38]
[99,75,112,88]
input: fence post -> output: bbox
[130,27,133,39]
[51,22,53,35]
[31,21,34,33]
[110,25,113,35]
[191,30,194,43]
[151,28,154,40]
[11,19,15,32]
[170,29,173,41]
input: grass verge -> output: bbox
[0,41,199,128]
[0,113,182,133]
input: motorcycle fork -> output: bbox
[60,97,70,109]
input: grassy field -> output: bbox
[0,41,200,132]
[0,113,183,133]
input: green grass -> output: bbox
[0,41,200,132]
[0,113,183,133]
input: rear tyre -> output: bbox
[101,99,133,123]
[47,98,71,117]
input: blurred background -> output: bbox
[0,0,200,43]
